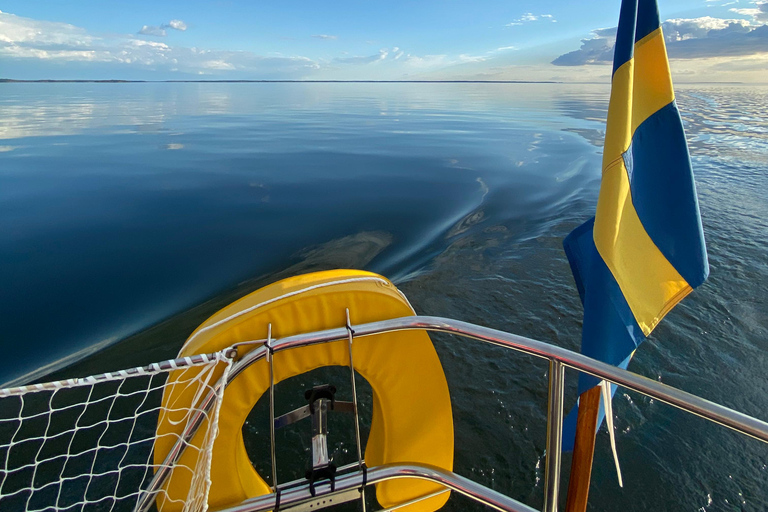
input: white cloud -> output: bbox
[130,39,170,50]
[167,19,187,31]
[139,25,166,37]
[312,34,338,40]
[0,11,318,78]
[3,7,761,83]
[731,7,762,16]
[506,13,556,26]
[0,11,110,62]
[138,19,188,37]
[333,48,388,64]
[731,1,768,22]
[401,52,487,70]
[200,59,235,70]
[458,54,487,63]
[0,11,96,46]
[404,54,448,68]
[1,47,106,61]
[553,15,768,66]
[665,15,751,39]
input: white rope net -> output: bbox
[0,351,233,512]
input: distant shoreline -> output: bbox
[0,79,565,84]
[0,79,753,85]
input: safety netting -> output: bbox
[0,351,233,512]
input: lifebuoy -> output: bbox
[155,270,454,512]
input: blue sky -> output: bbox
[1,0,766,81]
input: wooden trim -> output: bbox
[565,386,602,512]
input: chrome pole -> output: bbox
[345,308,367,512]
[542,360,565,512]
[267,323,278,490]
[379,489,450,511]
[218,463,539,512]
[233,316,768,444]
[137,315,768,510]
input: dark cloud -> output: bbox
[553,17,768,66]
[552,36,614,65]
[669,24,768,58]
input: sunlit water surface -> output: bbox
[0,83,766,511]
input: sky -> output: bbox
[0,0,766,82]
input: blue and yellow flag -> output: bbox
[562,0,709,450]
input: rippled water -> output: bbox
[0,83,766,511]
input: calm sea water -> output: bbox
[0,82,766,511]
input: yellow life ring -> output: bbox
[155,269,454,512]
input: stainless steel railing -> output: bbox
[214,463,538,512]
[137,315,768,512]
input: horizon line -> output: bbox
[0,79,756,85]
[0,78,564,84]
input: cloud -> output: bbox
[138,25,167,37]
[665,16,751,39]
[138,19,188,37]
[403,54,448,68]
[400,52,488,69]
[458,54,487,63]
[0,11,110,61]
[668,22,768,59]
[199,59,236,70]
[312,34,338,40]
[167,19,187,31]
[506,13,557,26]
[0,11,318,78]
[332,49,485,75]
[334,48,388,64]
[730,1,768,22]
[553,15,768,66]
[0,10,96,47]
[551,32,614,65]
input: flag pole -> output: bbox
[565,386,601,512]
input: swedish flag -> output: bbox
[562,0,709,450]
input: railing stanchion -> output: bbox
[543,359,565,512]
[346,308,367,512]
[267,323,278,490]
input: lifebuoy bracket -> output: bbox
[306,464,337,497]
[304,384,337,414]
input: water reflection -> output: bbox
[1,83,767,512]
[0,84,603,387]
